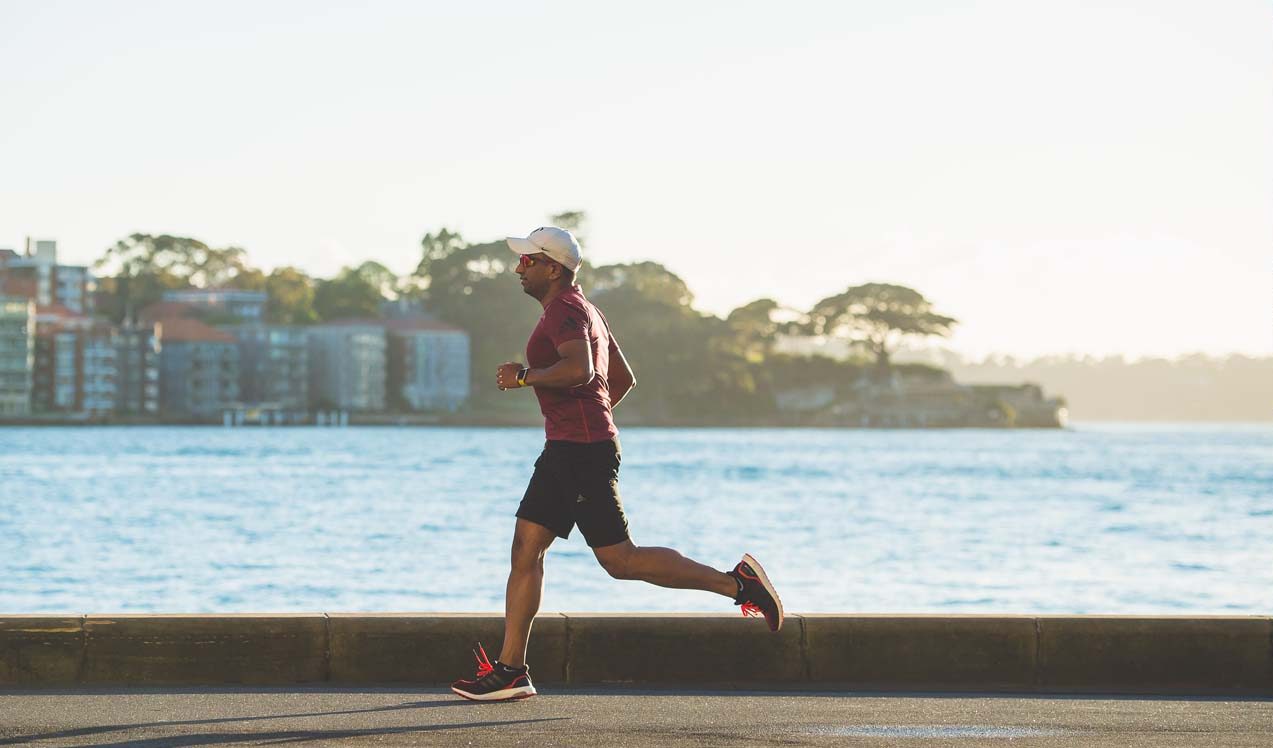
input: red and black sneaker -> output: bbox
[450,643,537,701]
[727,553,784,632]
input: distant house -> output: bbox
[0,239,96,314]
[223,324,309,410]
[385,318,470,412]
[0,295,34,416]
[53,265,93,316]
[307,321,386,411]
[31,305,117,416]
[116,322,161,416]
[161,288,266,322]
[157,318,239,418]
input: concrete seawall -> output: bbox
[2,614,1270,694]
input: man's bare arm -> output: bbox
[607,334,636,407]
[520,339,594,389]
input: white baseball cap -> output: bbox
[506,226,583,272]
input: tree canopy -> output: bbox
[314,266,387,321]
[414,238,542,393]
[726,298,800,363]
[412,228,466,297]
[95,233,254,288]
[807,283,957,373]
[549,210,587,246]
[264,267,318,325]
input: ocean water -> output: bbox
[0,424,1269,615]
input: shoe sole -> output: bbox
[742,553,784,632]
[450,685,537,702]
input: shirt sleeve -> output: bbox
[545,300,591,347]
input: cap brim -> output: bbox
[506,237,542,256]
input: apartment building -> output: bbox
[0,295,34,416]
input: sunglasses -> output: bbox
[517,253,558,269]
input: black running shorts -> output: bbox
[515,438,630,548]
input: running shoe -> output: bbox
[727,553,784,632]
[450,643,537,701]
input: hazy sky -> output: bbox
[2,0,1269,359]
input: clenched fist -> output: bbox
[496,362,526,391]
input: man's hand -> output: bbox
[496,362,526,391]
[498,341,592,391]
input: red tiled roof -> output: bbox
[35,303,78,319]
[158,318,237,344]
[139,301,196,324]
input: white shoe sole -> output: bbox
[451,685,537,701]
[742,553,784,631]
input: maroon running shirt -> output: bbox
[525,285,618,443]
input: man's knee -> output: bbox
[510,533,547,573]
[597,545,639,580]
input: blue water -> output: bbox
[0,424,1269,615]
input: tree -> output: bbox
[587,261,694,308]
[424,240,520,300]
[420,240,541,398]
[726,298,804,363]
[585,262,763,420]
[314,266,386,321]
[195,245,255,288]
[806,283,957,375]
[95,233,203,280]
[94,234,256,288]
[265,267,318,324]
[408,228,467,300]
[92,233,262,321]
[93,271,185,323]
[352,260,400,300]
[549,211,587,246]
[227,266,266,292]
[93,234,196,321]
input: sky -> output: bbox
[1,0,1269,359]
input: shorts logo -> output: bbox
[576,494,587,503]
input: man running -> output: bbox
[450,226,782,702]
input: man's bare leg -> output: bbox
[498,519,557,668]
[592,540,739,597]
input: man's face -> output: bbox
[515,252,559,299]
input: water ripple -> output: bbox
[0,423,1270,614]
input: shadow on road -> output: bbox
[15,719,569,748]
[0,697,565,747]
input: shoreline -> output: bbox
[0,418,1072,429]
[2,417,1270,428]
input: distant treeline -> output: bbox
[90,217,958,421]
[937,353,1273,422]
[90,224,1265,423]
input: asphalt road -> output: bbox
[1,687,1270,747]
